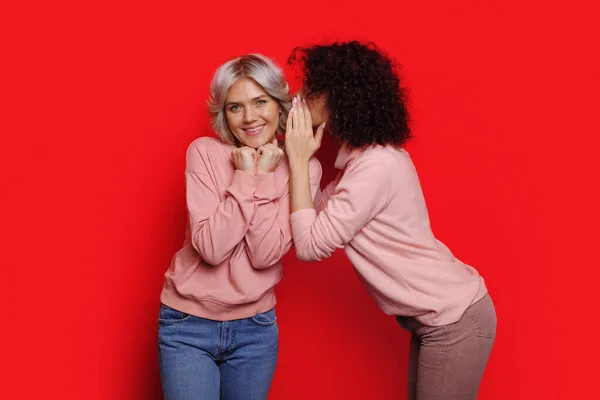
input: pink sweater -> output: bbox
[161,137,322,321]
[291,144,487,326]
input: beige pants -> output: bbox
[397,294,497,400]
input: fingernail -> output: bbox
[293,97,297,104]
[323,122,326,128]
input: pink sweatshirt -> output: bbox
[161,137,322,321]
[291,144,487,326]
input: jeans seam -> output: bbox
[434,326,449,400]
[158,305,192,324]
[250,316,277,326]
[466,308,493,338]
[224,321,238,358]
[250,309,277,326]
[217,322,224,360]
[158,314,192,324]
[466,309,479,335]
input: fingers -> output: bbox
[291,95,313,136]
[315,122,326,151]
[295,96,306,132]
[291,96,300,134]
[257,143,280,154]
[238,147,256,161]
[231,147,242,161]
[302,98,313,131]
[286,105,293,134]
[240,147,256,155]
[271,137,278,146]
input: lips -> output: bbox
[243,125,265,136]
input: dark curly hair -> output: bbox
[288,41,411,149]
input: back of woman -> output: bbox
[284,41,496,400]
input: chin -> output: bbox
[239,137,263,149]
[245,134,277,148]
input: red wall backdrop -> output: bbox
[1,1,599,399]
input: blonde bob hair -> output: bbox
[207,54,291,144]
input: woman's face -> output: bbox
[225,77,281,149]
[298,88,328,128]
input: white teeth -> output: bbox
[245,126,263,132]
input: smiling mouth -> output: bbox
[243,125,265,136]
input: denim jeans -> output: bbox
[397,294,497,400]
[158,304,279,400]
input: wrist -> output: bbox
[238,168,257,175]
[256,164,274,174]
[288,157,311,170]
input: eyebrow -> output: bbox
[226,95,269,106]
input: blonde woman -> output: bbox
[158,54,322,400]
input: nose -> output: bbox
[243,107,258,124]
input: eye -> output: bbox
[256,99,267,105]
[228,105,241,112]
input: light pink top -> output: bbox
[291,144,487,326]
[161,137,322,321]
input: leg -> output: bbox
[219,308,279,400]
[414,295,497,400]
[408,332,421,400]
[158,304,221,400]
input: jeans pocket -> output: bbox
[466,295,496,338]
[158,304,191,325]
[250,308,277,327]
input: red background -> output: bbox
[1,1,599,399]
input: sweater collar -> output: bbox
[334,143,366,170]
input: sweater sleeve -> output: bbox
[186,143,258,266]
[290,156,390,262]
[314,170,343,213]
[244,158,322,268]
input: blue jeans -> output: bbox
[158,304,279,400]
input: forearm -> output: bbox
[289,160,314,212]
[188,169,257,265]
[192,195,255,265]
[245,199,292,269]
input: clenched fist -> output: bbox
[231,146,258,175]
[256,138,284,174]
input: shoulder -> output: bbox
[308,156,323,177]
[362,145,413,170]
[349,145,396,172]
[186,136,231,169]
[340,146,407,193]
[187,136,229,155]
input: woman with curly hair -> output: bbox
[284,41,496,399]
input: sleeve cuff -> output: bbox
[254,172,277,201]
[290,208,317,238]
[228,170,258,197]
